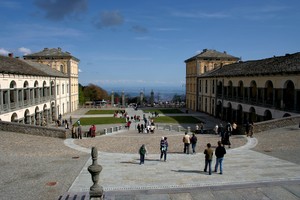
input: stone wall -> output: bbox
[0,121,67,139]
[254,115,300,133]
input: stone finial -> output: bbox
[88,147,103,199]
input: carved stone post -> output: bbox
[88,147,103,200]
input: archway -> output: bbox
[216,101,222,119]
[226,102,232,122]
[265,80,274,105]
[11,113,18,122]
[238,81,244,100]
[237,104,243,124]
[250,81,257,102]
[283,80,295,110]
[24,109,30,124]
[264,110,272,121]
[249,107,256,123]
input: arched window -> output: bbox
[10,80,16,103]
[283,80,295,110]
[250,81,257,101]
[238,81,244,99]
[265,80,273,105]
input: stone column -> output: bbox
[121,91,125,107]
[88,147,103,200]
[150,90,154,106]
[0,90,3,113]
[111,91,114,107]
[140,90,144,105]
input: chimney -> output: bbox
[203,49,207,52]
[8,53,13,58]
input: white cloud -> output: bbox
[18,47,32,55]
[0,48,10,56]
[172,11,229,19]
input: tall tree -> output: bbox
[83,84,109,101]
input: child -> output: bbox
[204,143,213,175]
[139,144,147,165]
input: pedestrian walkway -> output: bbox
[66,135,300,194]
[61,108,300,199]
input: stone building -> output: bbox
[0,47,80,124]
[24,47,79,112]
[185,50,300,124]
[184,49,239,111]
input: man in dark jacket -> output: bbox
[204,143,213,175]
[214,141,226,174]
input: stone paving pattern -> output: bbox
[0,107,299,200]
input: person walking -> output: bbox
[248,122,254,137]
[160,137,168,161]
[215,141,226,174]
[223,122,232,148]
[77,125,82,139]
[137,124,141,133]
[139,144,147,165]
[190,133,198,154]
[91,124,96,137]
[183,132,190,154]
[204,143,213,175]
[71,125,77,139]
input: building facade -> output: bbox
[184,49,239,111]
[24,47,79,112]
[0,48,79,124]
[187,51,300,124]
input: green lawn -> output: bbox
[153,116,202,123]
[143,109,183,114]
[78,117,126,125]
[85,110,124,115]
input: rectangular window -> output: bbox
[57,85,59,95]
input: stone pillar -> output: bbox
[150,90,154,106]
[111,91,114,107]
[88,147,103,200]
[140,90,144,105]
[121,91,125,107]
[0,90,3,113]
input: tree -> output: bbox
[83,84,109,102]
[172,94,182,102]
[78,84,85,105]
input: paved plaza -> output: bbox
[64,108,300,199]
[0,108,299,200]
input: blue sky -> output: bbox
[0,0,299,91]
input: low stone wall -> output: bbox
[254,115,300,133]
[0,121,67,139]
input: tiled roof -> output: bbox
[23,60,67,77]
[201,52,300,77]
[185,49,239,62]
[24,47,80,62]
[0,55,67,77]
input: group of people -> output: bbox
[204,141,226,175]
[213,122,233,148]
[71,124,82,139]
[182,132,198,154]
[138,134,226,175]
